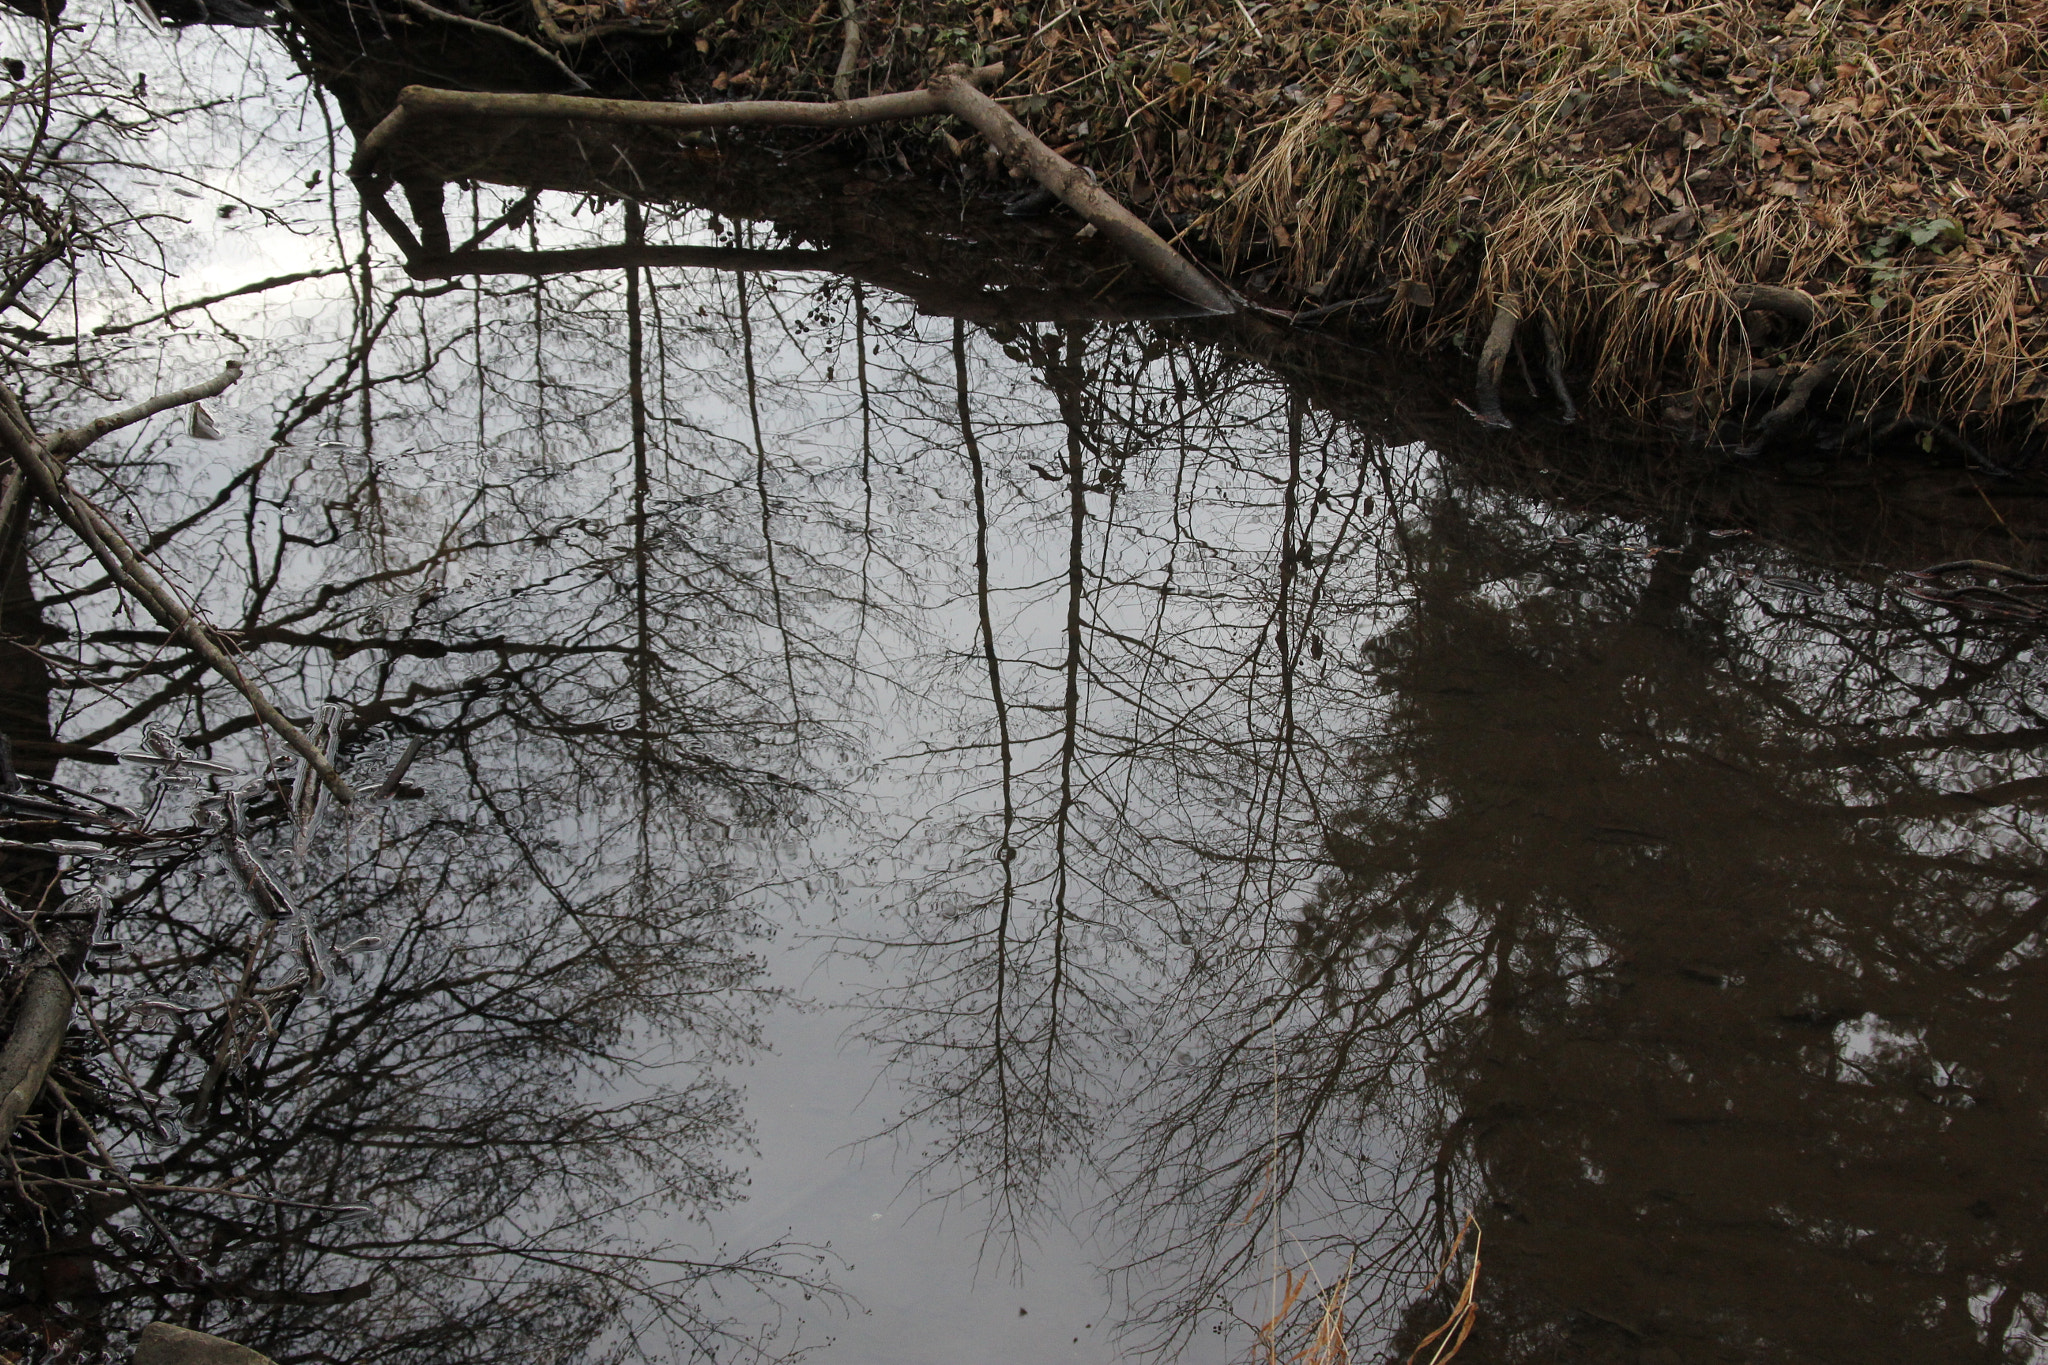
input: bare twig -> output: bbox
[1,266,351,346]
[43,363,253,460]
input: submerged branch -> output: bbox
[0,364,358,803]
[404,242,1217,322]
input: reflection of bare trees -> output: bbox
[7,108,2046,1362]
[1,210,871,1359]
[855,318,1379,1274]
[761,294,2048,1362]
[1109,491,2048,1362]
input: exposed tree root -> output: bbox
[1541,312,1577,425]
[1731,283,1821,341]
[1470,295,1520,429]
[1734,357,1841,458]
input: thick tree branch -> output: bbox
[346,63,1008,177]
[925,71,1240,314]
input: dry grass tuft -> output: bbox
[1252,1218,1480,1365]
[1402,1215,1481,1365]
[706,0,2048,439]
[1260,1263,1356,1365]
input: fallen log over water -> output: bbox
[923,71,1239,315]
[349,63,1242,314]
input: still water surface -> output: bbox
[5,16,2048,1365]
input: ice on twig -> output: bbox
[290,703,346,871]
[118,724,239,778]
[220,832,298,920]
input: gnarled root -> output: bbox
[1734,356,1840,458]
[1471,295,1521,428]
[1541,313,1577,424]
[1732,283,1821,342]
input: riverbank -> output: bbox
[676,0,2045,453]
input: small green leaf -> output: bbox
[1168,60,1193,83]
[1906,216,1963,249]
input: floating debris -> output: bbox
[1895,560,2048,621]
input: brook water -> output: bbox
[5,15,2048,1365]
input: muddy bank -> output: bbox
[271,0,2048,460]
[338,100,2048,573]
[685,0,2047,452]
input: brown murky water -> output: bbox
[4,27,2048,1365]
